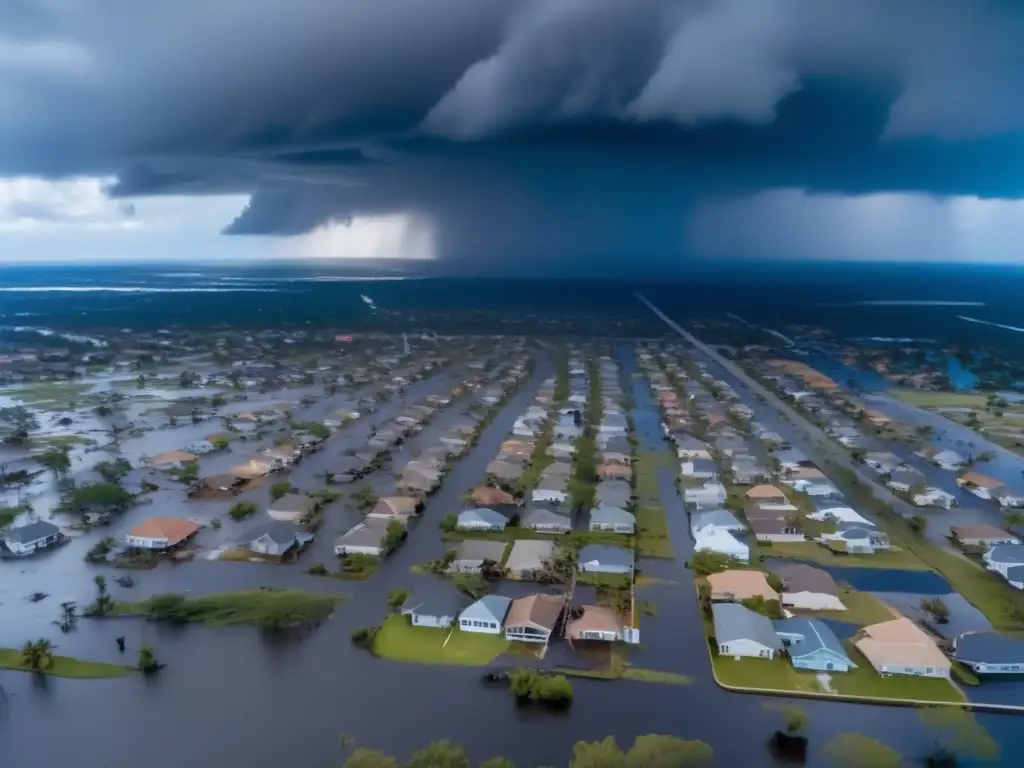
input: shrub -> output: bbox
[270,482,294,501]
[351,626,378,646]
[308,563,329,576]
[439,513,458,532]
[228,500,258,521]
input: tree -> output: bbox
[690,550,741,576]
[228,500,258,520]
[479,758,515,768]
[824,734,901,768]
[386,588,410,610]
[916,425,934,439]
[269,482,293,500]
[544,546,578,582]
[919,706,999,764]
[570,736,624,768]
[89,574,114,616]
[138,643,159,673]
[67,482,133,513]
[909,515,927,534]
[976,450,995,463]
[341,748,398,768]
[0,406,40,443]
[405,739,469,768]
[211,436,231,450]
[624,735,713,767]
[95,458,131,483]
[778,705,807,735]
[20,638,55,673]
[383,520,405,552]
[921,597,950,624]
[439,513,458,532]
[36,447,72,480]
[351,484,377,510]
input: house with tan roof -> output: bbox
[566,605,625,642]
[951,524,1020,548]
[957,472,1007,501]
[370,496,419,519]
[471,486,516,507]
[745,485,789,504]
[854,617,951,678]
[774,564,847,611]
[150,450,197,469]
[504,594,564,644]
[707,570,779,603]
[127,517,199,550]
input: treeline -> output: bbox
[340,734,713,767]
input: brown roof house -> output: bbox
[126,517,199,550]
[957,472,1008,502]
[745,485,794,509]
[486,459,524,488]
[774,564,847,611]
[597,463,632,480]
[471,486,516,507]
[150,450,197,470]
[854,617,952,678]
[370,496,419,519]
[504,594,564,644]
[951,524,1020,548]
[707,570,780,602]
[566,605,626,642]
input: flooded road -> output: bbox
[2,346,1022,767]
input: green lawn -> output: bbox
[634,450,672,508]
[114,589,343,628]
[32,434,96,448]
[889,390,989,409]
[763,541,933,571]
[444,527,633,548]
[621,668,693,685]
[577,570,632,588]
[371,615,508,665]
[635,505,673,558]
[793,587,898,628]
[0,649,133,679]
[713,651,964,704]
[904,542,1024,634]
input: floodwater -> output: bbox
[1,347,1022,767]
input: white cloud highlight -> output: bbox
[689,189,1024,263]
[284,213,437,260]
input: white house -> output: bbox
[458,595,511,635]
[775,564,847,611]
[675,438,712,460]
[694,525,749,562]
[126,517,199,550]
[1,520,62,556]
[684,481,727,508]
[912,487,957,509]
[334,518,392,556]
[712,603,781,659]
[932,450,966,471]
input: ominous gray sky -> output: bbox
[3,0,1024,270]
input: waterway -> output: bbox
[1,345,1021,767]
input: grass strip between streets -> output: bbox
[112,589,343,628]
[0,649,134,679]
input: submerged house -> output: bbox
[1,520,63,556]
[504,593,564,644]
[954,632,1024,675]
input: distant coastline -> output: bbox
[959,316,1024,334]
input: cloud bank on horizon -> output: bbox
[3,0,1024,269]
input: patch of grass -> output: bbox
[33,434,96,448]
[371,615,508,666]
[621,667,693,685]
[114,589,342,628]
[889,390,989,408]
[634,450,671,507]
[764,541,933,571]
[794,587,898,627]
[577,571,632,588]
[711,645,964,704]
[0,649,133,679]
[1,381,92,406]
[335,554,381,581]
[635,505,673,558]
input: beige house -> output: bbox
[150,450,197,469]
[854,617,951,678]
[774,564,847,611]
[708,570,780,602]
[951,524,1020,548]
[504,594,564,644]
[745,484,788,503]
[566,605,625,642]
[370,496,419,518]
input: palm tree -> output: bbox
[21,638,55,673]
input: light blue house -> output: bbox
[456,507,511,532]
[458,595,512,635]
[773,618,856,673]
[577,544,634,574]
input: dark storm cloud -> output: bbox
[3,0,1024,265]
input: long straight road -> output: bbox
[636,292,931,525]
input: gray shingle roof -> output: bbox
[3,520,59,543]
[591,506,636,526]
[578,543,634,569]
[989,545,1024,565]
[712,603,781,649]
[773,618,852,664]
[955,632,1024,665]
